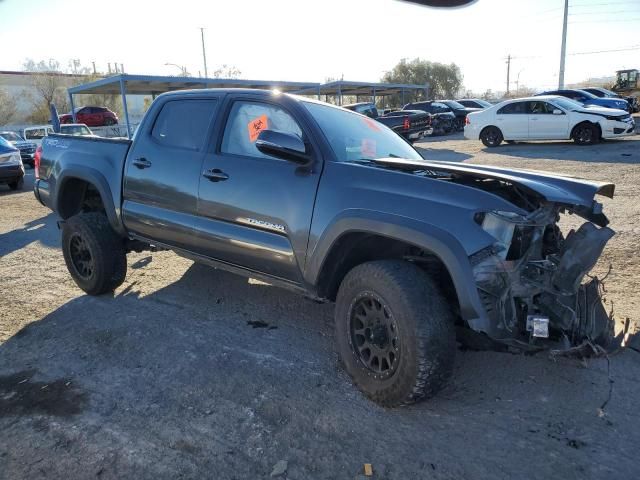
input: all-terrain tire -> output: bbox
[480,126,503,147]
[335,260,456,407]
[8,177,24,190]
[61,212,127,295]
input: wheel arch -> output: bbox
[54,167,124,235]
[306,213,488,325]
[570,120,602,140]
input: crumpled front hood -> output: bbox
[373,158,614,210]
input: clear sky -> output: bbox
[1,0,638,93]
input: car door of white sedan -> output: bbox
[527,101,569,139]
[494,101,529,139]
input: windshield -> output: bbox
[576,90,597,99]
[302,101,423,162]
[443,100,465,109]
[61,125,92,136]
[550,97,583,110]
[0,132,23,142]
[474,99,493,108]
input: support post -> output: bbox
[119,77,131,139]
[373,87,376,105]
[558,0,569,88]
[317,86,321,100]
[338,84,342,106]
[69,91,76,123]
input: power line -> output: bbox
[569,17,640,23]
[568,45,640,55]
[570,10,635,15]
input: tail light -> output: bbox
[403,116,410,130]
[465,115,471,125]
[34,145,42,179]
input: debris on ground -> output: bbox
[270,460,288,477]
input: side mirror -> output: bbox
[553,109,563,115]
[255,130,310,165]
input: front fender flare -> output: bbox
[305,209,490,328]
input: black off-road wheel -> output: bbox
[480,126,503,147]
[572,122,599,145]
[8,177,24,190]
[335,260,456,407]
[61,213,127,295]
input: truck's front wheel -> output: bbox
[62,213,127,295]
[335,260,456,407]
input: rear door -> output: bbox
[195,95,323,283]
[122,95,221,251]
[494,101,528,139]
[527,100,569,139]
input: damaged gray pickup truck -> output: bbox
[35,89,620,407]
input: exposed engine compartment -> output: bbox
[470,204,617,352]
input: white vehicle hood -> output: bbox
[578,105,628,117]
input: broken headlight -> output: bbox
[478,211,523,260]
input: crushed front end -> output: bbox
[469,202,621,354]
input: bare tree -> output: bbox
[22,58,72,123]
[0,88,18,125]
[212,64,242,79]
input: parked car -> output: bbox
[59,124,95,136]
[537,89,629,112]
[342,102,431,142]
[457,98,493,109]
[582,87,638,114]
[402,101,457,134]
[22,125,54,147]
[35,89,620,406]
[59,106,118,126]
[23,124,95,146]
[0,136,24,190]
[440,100,482,130]
[465,95,634,147]
[0,131,37,167]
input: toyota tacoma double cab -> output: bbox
[35,89,620,406]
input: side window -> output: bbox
[221,101,303,159]
[151,99,218,151]
[78,107,89,115]
[528,101,556,114]
[497,102,526,114]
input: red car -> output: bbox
[59,106,118,126]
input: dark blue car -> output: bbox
[537,89,629,111]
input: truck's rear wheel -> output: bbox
[62,213,127,295]
[335,260,456,407]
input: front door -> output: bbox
[196,96,322,283]
[495,101,529,139]
[527,100,569,139]
[122,96,221,251]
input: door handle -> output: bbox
[133,157,152,169]
[202,168,229,182]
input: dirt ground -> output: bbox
[1,135,639,480]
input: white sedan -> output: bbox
[464,95,635,147]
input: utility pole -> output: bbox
[201,28,208,78]
[558,0,569,88]
[506,54,511,96]
[92,61,97,74]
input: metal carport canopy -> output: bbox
[294,80,430,105]
[66,74,322,138]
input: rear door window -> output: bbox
[497,102,527,114]
[152,99,219,151]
